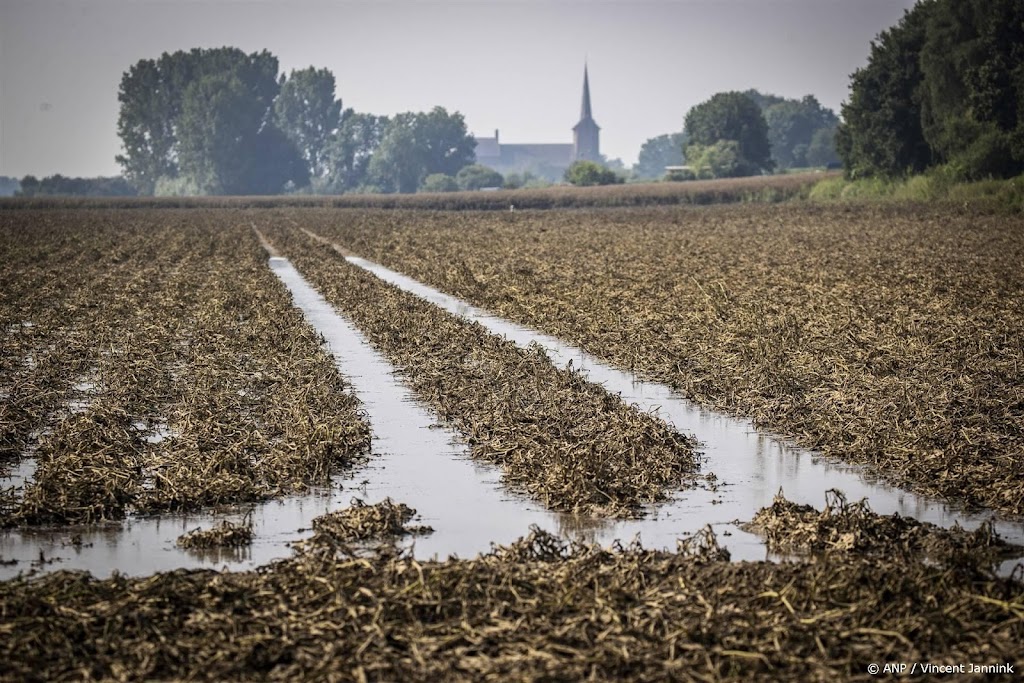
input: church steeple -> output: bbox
[572,63,600,162]
[580,63,593,121]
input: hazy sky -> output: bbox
[0,0,916,178]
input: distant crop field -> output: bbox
[0,171,831,211]
[296,202,1024,515]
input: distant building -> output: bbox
[473,65,601,181]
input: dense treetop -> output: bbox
[743,90,839,170]
[684,92,773,178]
[115,48,478,196]
[837,0,1024,179]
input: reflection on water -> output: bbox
[268,257,582,561]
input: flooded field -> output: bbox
[1,205,1023,679]
[303,203,1024,517]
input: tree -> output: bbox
[367,113,426,193]
[115,58,176,194]
[273,67,342,179]
[16,175,136,197]
[564,160,622,186]
[742,89,786,111]
[918,0,1024,177]
[684,92,773,176]
[116,47,283,194]
[685,140,742,179]
[744,89,840,169]
[806,126,841,168]
[838,0,1024,179]
[322,110,389,193]
[243,124,310,194]
[456,164,503,190]
[0,176,20,197]
[416,107,477,178]
[368,108,476,193]
[419,173,459,193]
[835,3,934,177]
[633,132,688,179]
[761,95,839,169]
[177,73,261,194]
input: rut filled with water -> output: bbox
[342,251,1024,560]
[4,249,1022,578]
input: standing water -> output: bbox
[343,253,1024,556]
[3,253,1021,578]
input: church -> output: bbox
[473,65,600,181]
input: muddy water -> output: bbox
[345,255,1024,558]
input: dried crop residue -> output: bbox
[299,498,432,550]
[1,525,1021,681]
[746,490,1022,571]
[296,204,1024,517]
[258,221,701,518]
[1,171,829,211]
[0,210,371,526]
[177,519,254,549]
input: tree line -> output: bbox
[635,0,1024,184]
[31,2,1016,199]
[633,89,839,181]
[116,47,478,196]
[837,0,1023,179]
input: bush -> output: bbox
[456,165,503,191]
[564,161,623,187]
[419,173,459,193]
[153,175,205,197]
[664,168,696,182]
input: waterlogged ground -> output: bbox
[19,242,1018,577]
[295,203,1024,517]
[2,204,1023,680]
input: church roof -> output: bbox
[475,136,501,159]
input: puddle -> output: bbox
[267,257,577,560]
[131,419,178,445]
[0,498,336,579]
[66,373,101,415]
[344,254,1024,561]
[1,457,37,497]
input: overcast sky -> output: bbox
[0,0,916,178]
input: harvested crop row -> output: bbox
[1,522,1020,681]
[2,210,370,525]
[746,490,1021,570]
[0,212,148,464]
[302,204,1024,516]
[259,221,700,517]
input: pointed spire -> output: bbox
[580,63,593,121]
